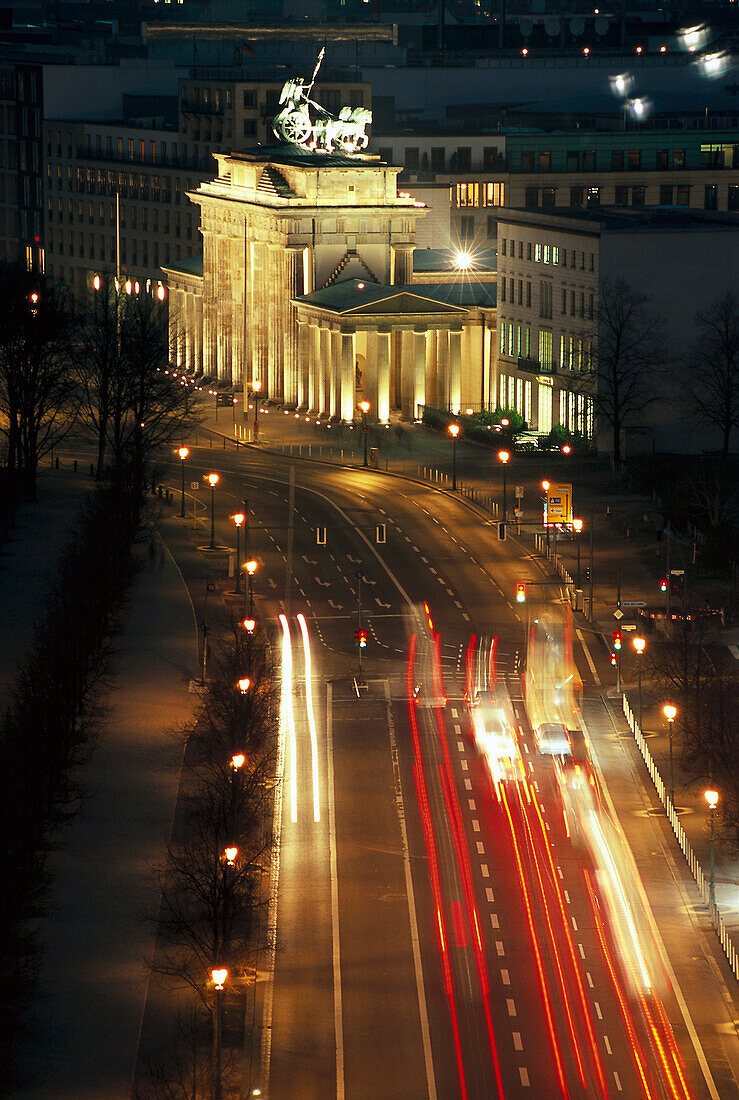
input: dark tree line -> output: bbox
[0,476,142,1091]
[137,626,278,1098]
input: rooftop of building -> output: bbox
[162,254,203,277]
[412,247,497,273]
[296,276,496,313]
[226,144,385,169]
[496,206,739,232]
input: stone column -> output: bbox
[296,321,309,409]
[400,330,415,421]
[413,330,427,419]
[377,330,391,423]
[436,330,450,411]
[330,330,342,419]
[283,247,302,406]
[340,331,355,422]
[308,324,320,414]
[365,330,379,417]
[194,294,203,376]
[320,327,332,417]
[425,328,438,409]
[449,329,462,414]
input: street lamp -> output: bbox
[705,789,718,910]
[663,703,677,805]
[360,400,370,466]
[177,446,189,517]
[573,517,584,591]
[231,753,245,771]
[253,379,262,443]
[448,422,460,490]
[498,449,511,522]
[232,512,245,593]
[237,676,251,694]
[206,472,219,550]
[211,967,229,1100]
[223,846,238,866]
[632,635,646,732]
[245,559,257,618]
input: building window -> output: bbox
[482,182,505,206]
[521,151,535,172]
[543,244,551,264]
[456,182,479,207]
[501,237,507,256]
[404,147,419,171]
[542,188,556,208]
[525,187,538,207]
[566,150,579,171]
[243,119,256,137]
[729,185,739,211]
[431,147,445,171]
[659,185,673,205]
[704,184,718,210]
[611,149,624,170]
[526,282,532,307]
[673,149,685,169]
[587,186,600,206]
[656,149,669,169]
[570,186,583,207]
[628,150,641,170]
[487,215,497,238]
[561,288,567,315]
[539,281,552,319]
[456,147,472,171]
[535,243,542,262]
[676,184,690,206]
[378,148,393,164]
[460,216,474,241]
[538,151,551,172]
[632,186,646,206]
[552,246,559,265]
[527,243,532,260]
[483,146,501,170]
[582,150,596,172]
[539,330,553,370]
[518,280,523,305]
[615,185,629,206]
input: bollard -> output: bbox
[73,459,77,473]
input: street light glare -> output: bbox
[448,423,460,438]
[177,446,189,460]
[237,677,251,694]
[705,789,719,809]
[232,512,245,527]
[224,846,238,864]
[573,517,584,534]
[207,472,220,487]
[663,703,677,722]
[245,559,258,575]
[231,753,246,770]
[360,400,370,413]
[633,636,646,654]
[498,449,510,464]
[211,968,229,989]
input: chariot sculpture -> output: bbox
[272,48,372,155]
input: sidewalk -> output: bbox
[11,534,198,1098]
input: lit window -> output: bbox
[456,182,479,207]
[535,243,542,262]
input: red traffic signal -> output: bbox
[612,629,622,650]
[515,583,527,603]
[355,628,368,649]
[659,578,668,593]
[610,651,618,666]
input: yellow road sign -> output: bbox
[547,483,572,524]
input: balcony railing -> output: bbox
[518,355,555,375]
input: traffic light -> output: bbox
[28,290,39,315]
[659,577,668,593]
[610,651,618,666]
[355,628,368,649]
[612,629,622,650]
[516,583,527,603]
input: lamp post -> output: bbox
[232,512,244,593]
[633,635,646,732]
[211,967,229,1100]
[448,422,460,490]
[573,517,584,592]
[663,703,677,806]
[206,472,219,550]
[177,446,189,517]
[541,479,550,551]
[360,400,370,466]
[245,559,257,618]
[705,789,718,911]
[498,449,510,522]
[253,379,262,443]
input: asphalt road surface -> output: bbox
[165,443,737,1100]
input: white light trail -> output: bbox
[297,613,321,822]
[279,614,298,823]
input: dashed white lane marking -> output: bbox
[446,587,455,595]
[496,941,505,956]
[468,799,477,810]
[404,535,412,542]
[464,779,472,790]
[564,890,571,904]
[453,723,461,735]
[457,740,465,752]
[576,627,601,687]
[454,600,463,609]
[437,576,445,585]
[501,969,510,986]
[462,612,470,622]
[461,760,468,771]
[486,888,494,903]
[506,999,517,1017]
[595,1002,603,1020]
[519,1068,530,1087]
[579,944,586,959]
[451,708,458,718]
[429,567,437,575]
[481,865,490,878]
[421,556,428,563]
[586,972,594,988]
[512,1032,523,1052]
[472,820,480,832]
[571,917,578,931]
[490,914,500,929]
[476,841,485,854]
[614,1071,623,1092]
[604,1036,612,1055]
[556,866,563,879]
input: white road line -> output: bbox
[457,740,465,752]
[564,890,570,903]
[579,944,586,959]
[472,820,481,832]
[604,1035,612,1055]
[491,914,500,929]
[383,681,437,1099]
[512,1032,523,1051]
[594,1002,602,1020]
[576,627,601,686]
[468,799,477,810]
[613,1071,623,1092]
[501,969,510,985]
[486,888,495,903]
[326,682,345,1099]
[506,999,517,1017]
[520,1068,530,1087]
[464,779,472,790]
[481,864,490,878]
[461,759,468,771]
[571,917,578,931]
[462,613,470,622]
[476,841,485,854]
[586,972,594,988]
[496,941,505,956]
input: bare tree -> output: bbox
[591,278,665,466]
[0,265,77,500]
[74,277,120,480]
[684,293,739,463]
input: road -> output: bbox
[165,442,738,1100]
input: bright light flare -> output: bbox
[455,251,473,270]
[699,50,731,78]
[679,23,709,51]
[297,613,321,823]
[610,71,634,97]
